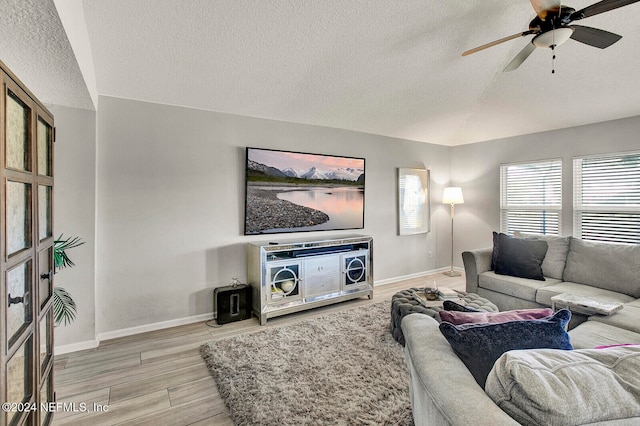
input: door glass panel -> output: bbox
[7,181,32,256]
[6,90,31,171]
[268,264,301,301]
[6,260,33,347]
[37,117,53,176]
[39,309,52,376]
[38,185,52,241]
[6,335,33,426]
[39,248,53,308]
[40,369,53,425]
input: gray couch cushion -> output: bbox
[569,321,640,349]
[588,305,640,334]
[479,271,559,303]
[535,282,634,307]
[485,346,640,426]
[514,232,570,280]
[563,238,640,298]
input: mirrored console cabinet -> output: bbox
[1,60,55,426]
[247,235,373,325]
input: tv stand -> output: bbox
[247,235,373,325]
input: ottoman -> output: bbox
[390,288,498,345]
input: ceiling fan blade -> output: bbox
[530,0,561,19]
[570,0,640,21]
[504,43,537,72]
[462,31,534,56]
[569,25,622,48]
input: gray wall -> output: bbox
[50,104,97,347]
[54,94,640,347]
[450,115,640,262]
[94,96,451,335]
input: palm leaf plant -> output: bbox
[53,235,85,326]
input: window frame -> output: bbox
[573,150,640,244]
[500,158,563,236]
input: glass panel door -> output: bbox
[38,185,52,241]
[5,336,34,426]
[6,261,33,347]
[37,117,53,177]
[2,65,55,426]
[6,181,32,256]
[266,261,302,303]
[5,89,31,172]
[40,369,54,425]
[39,309,53,378]
[38,248,53,308]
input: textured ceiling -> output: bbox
[3,0,640,145]
[0,0,94,110]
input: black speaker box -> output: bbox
[213,284,252,324]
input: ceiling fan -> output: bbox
[462,0,640,71]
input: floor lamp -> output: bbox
[442,187,464,277]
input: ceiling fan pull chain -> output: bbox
[552,28,555,73]
[551,27,556,74]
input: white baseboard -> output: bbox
[95,313,213,343]
[54,339,99,355]
[54,313,213,355]
[374,266,462,286]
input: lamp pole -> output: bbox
[443,202,460,277]
[442,187,463,277]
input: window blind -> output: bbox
[500,159,562,235]
[573,152,640,244]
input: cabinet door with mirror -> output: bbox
[2,60,55,426]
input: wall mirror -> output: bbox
[398,168,430,235]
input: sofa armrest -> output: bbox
[462,248,493,294]
[402,314,519,426]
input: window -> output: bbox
[573,151,640,244]
[500,160,562,235]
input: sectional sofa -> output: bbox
[463,234,640,347]
[401,235,640,425]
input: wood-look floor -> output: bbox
[52,273,466,426]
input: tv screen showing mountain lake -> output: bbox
[244,148,365,235]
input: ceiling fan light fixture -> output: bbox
[532,27,575,48]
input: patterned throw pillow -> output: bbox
[439,309,573,388]
[439,308,554,326]
[442,300,481,312]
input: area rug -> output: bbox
[200,301,413,425]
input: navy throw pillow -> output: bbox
[439,309,573,389]
[491,231,500,270]
[443,300,481,313]
[494,232,548,280]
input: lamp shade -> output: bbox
[442,187,464,205]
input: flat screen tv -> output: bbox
[244,147,365,235]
